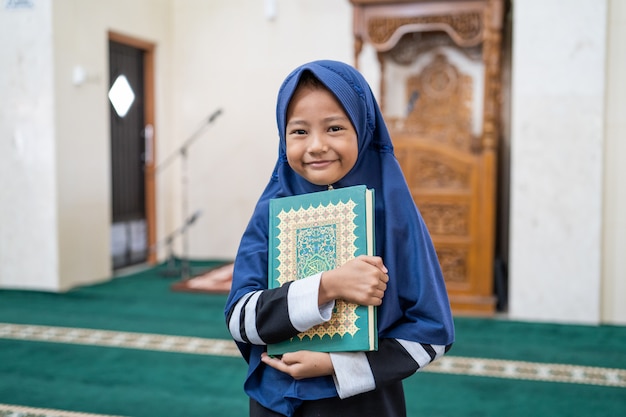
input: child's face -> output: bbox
[285,85,358,186]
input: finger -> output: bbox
[280,352,300,366]
[376,288,386,300]
[371,294,383,306]
[261,352,285,366]
[359,255,388,274]
[261,352,277,364]
[261,353,290,373]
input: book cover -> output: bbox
[268,185,377,355]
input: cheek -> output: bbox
[285,143,301,166]
[344,142,359,169]
[345,154,358,173]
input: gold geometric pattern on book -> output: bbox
[276,200,361,339]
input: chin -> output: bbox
[304,177,334,186]
[308,180,330,186]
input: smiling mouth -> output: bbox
[305,160,334,169]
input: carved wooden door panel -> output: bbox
[351,0,504,315]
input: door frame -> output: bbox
[108,31,157,264]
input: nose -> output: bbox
[307,132,328,154]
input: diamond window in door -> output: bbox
[108,74,135,118]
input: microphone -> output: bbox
[208,108,223,123]
[150,209,202,252]
[187,210,202,226]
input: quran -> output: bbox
[267,185,377,355]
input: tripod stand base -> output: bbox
[159,256,192,279]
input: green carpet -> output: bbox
[0,339,248,416]
[0,260,232,339]
[1,261,625,417]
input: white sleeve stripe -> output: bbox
[243,291,265,345]
[433,344,446,359]
[397,339,446,368]
[228,291,256,343]
[329,351,375,399]
[287,272,332,331]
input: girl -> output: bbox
[225,60,454,417]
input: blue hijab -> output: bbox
[225,60,454,416]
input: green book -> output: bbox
[267,185,377,355]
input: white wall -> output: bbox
[0,0,59,290]
[0,0,174,291]
[602,0,626,325]
[52,0,174,290]
[0,0,353,291]
[508,0,607,324]
[170,0,354,260]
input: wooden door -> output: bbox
[351,0,504,315]
[108,33,156,270]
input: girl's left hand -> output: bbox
[261,351,334,380]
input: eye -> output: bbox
[328,126,344,133]
[289,129,307,136]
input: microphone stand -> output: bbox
[150,210,202,278]
[155,109,222,280]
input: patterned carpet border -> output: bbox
[0,403,125,417]
[0,323,239,357]
[2,322,625,389]
[426,356,626,387]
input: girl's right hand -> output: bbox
[318,255,389,306]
